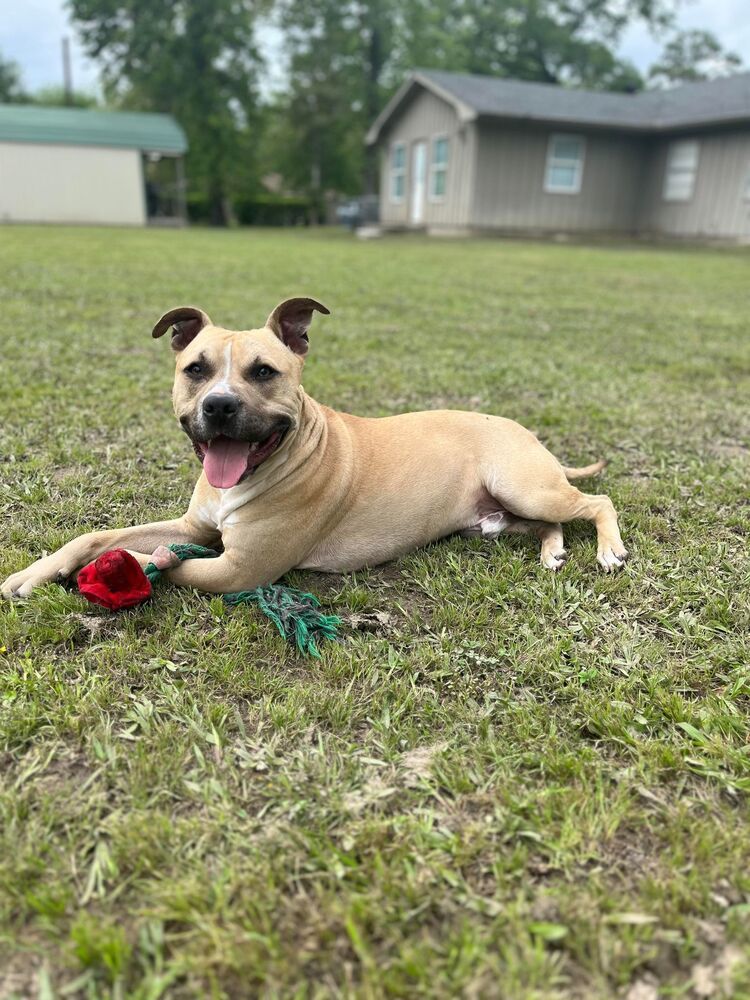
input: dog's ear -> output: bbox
[265,297,330,356]
[151,306,212,351]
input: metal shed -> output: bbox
[0,104,188,226]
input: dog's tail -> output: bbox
[563,459,607,481]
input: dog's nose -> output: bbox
[202,393,240,421]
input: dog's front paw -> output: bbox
[597,545,629,572]
[1,558,68,599]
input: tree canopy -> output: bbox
[0,0,731,220]
[0,54,27,103]
[649,29,743,87]
[67,0,268,223]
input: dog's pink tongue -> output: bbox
[203,438,251,489]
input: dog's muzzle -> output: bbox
[202,392,241,433]
[184,402,293,489]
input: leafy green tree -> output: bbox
[0,53,28,103]
[33,86,100,108]
[67,0,268,223]
[649,30,742,86]
[392,0,674,89]
[272,0,397,207]
[273,0,678,198]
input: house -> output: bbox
[0,104,187,226]
[366,70,750,241]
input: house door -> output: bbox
[410,141,427,225]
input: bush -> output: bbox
[234,194,312,227]
[185,192,212,224]
[186,192,313,226]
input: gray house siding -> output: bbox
[471,123,646,233]
[371,73,750,242]
[638,129,750,240]
[378,89,476,229]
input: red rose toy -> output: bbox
[77,549,152,610]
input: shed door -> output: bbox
[410,141,427,225]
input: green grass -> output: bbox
[1,226,749,999]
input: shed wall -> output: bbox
[0,142,146,225]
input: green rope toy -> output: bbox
[79,542,340,657]
[146,544,340,657]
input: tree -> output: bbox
[272,0,678,200]
[391,0,675,89]
[272,0,398,208]
[649,30,742,87]
[67,0,268,223]
[33,86,99,108]
[0,53,28,103]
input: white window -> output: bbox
[663,140,700,201]
[544,134,585,194]
[390,142,406,203]
[429,136,449,200]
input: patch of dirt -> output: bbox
[625,977,659,1000]
[711,440,749,460]
[51,465,82,483]
[342,741,447,813]
[72,613,105,640]
[345,609,395,634]
[400,741,448,788]
[11,743,93,802]
[0,951,40,1000]
[599,834,663,885]
[690,945,744,998]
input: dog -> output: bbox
[1,298,628,600]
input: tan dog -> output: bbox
[1,299,628,600]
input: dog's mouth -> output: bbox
[192,428,288,489]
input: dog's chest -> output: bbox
[194,482,261,531]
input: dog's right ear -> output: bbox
[151,306,212,351]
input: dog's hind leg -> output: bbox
[481,448,627,572]
[502,518,567,571]
[518,521,566,571]
[500,483,627,572]
[461,504,567,571]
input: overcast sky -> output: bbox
[2,0,749,97]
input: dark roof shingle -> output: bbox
[367,69,750,142]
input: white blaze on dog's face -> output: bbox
[151,298,330,489]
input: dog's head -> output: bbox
[152,298,329,489]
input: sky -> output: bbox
[1,1,749,98]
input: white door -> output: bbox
[410,141,427,225]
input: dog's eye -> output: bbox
[184,363,204,377]
[252,365,278,381]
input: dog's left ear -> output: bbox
[151,306,213,351]
[266,297,330,356]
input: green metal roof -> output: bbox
[0,104,187,154]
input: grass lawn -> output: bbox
[1,226,749,999]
